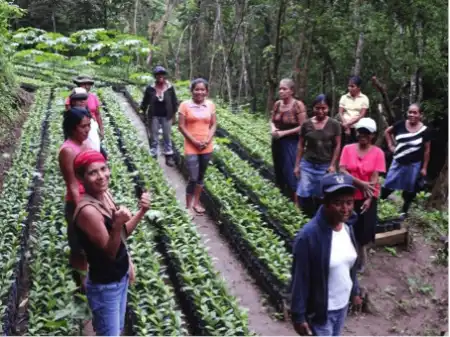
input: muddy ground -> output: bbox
[0,96,33,192]
[114,93,449,336]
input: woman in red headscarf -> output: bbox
[72,150,150,336]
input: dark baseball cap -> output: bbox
[321,173,355,194]
[153,66,167,75]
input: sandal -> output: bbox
[193,205,206,215]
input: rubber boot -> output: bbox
[165,154,175,167]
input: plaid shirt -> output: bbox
[271,99,304,130]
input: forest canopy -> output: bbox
[4,0,449,183]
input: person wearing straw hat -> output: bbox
[140,66,179,166]
[66,75,104,139]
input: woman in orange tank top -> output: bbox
[178,78,217,215]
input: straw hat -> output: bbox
[73,75,95,85]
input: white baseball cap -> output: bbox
[355,117,377,133]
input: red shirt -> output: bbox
[339,144,386,200]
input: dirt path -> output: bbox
[344,223,448,336]
[114,92,296,336]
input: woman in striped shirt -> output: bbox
[381,103,431,215]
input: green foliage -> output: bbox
[0,0,24,121]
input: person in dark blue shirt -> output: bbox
[290,172,362,336]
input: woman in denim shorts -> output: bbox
[294,94,342,217]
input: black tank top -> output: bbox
[75,196,129,284]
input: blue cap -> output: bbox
[153,66,167,75]
[321,173,355,194]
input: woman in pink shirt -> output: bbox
[66,75,104,137]
[339,118,385,272]
[59,107,93,292]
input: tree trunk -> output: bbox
[409,71,418,104]
[266,0,286,113]
[297,30,313,101]
[133,0,139,35]
[217,4,233,105]
[146,0,174,67]
[51,10,56,32]
[175,25,189,81]
[293,29,306,95]
[417,22,424,102]
[209,3,220,87]
[189,25,194,79]
[352,32,364,76]
[427,155,448,210]
[371,76,396,124]
[351,0,364,76]
[374,103,389,146]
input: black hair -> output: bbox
[349,76,362,87]
[190,78,209,92]
[63,107,91,139]
[312,93,332,108]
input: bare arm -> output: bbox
[76,205,124,260]
[124,209,147,237]
[96,109,104,135]
[295,136,305,168]
[384,125,395,151]
[422,141,431,173]
[338,107,345,123]
[207,112,217,144]
[347,107,367,126]
[59,148,81,205]
[330,135,342,168]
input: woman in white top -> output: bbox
[338,76,370,145]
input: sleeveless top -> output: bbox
[59,139,85,201]
[73,191,129,284]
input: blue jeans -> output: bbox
[150,116,173,156]
[311,306,348,336]
[296,159,330,198]
[86,273,129,336]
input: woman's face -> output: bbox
[80,83,92,92]
[356,128,374,146]
[82,161,110,194]
[313,102,329,120]
[73,116,91,143]
[325,192,355,224]
[279,83,293,100]
[73,99,87,107]
[407,105,422,125]
[155,74,166,84]
[192,83,208,102]
[348,81,360,97]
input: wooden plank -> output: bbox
[374,228,408,247]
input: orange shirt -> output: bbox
[179,99,216,155]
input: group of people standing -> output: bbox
[58,75,150,336]
[140,67,217,216]
[56,68,217,336]
[283,77,431,336]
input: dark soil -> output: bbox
[0,91,34,193]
